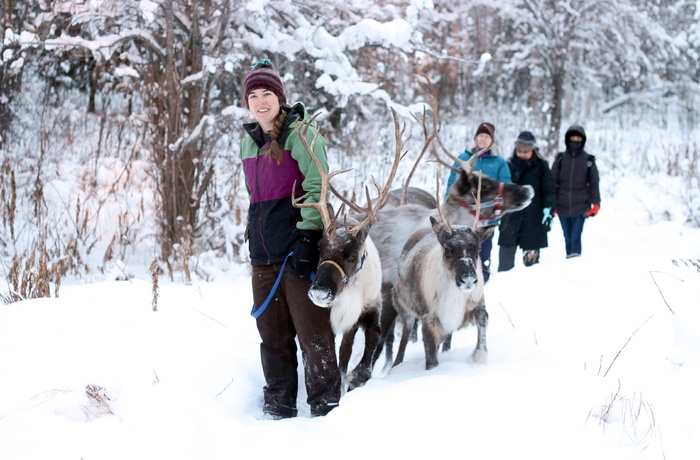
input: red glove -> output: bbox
[585,203,600,217]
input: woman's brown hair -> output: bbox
[264,103,292,164]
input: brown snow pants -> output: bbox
[252,262,340,418]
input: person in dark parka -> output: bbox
[498,131,556,271]
[551,125,601,258]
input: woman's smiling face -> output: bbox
[247,88,281,131]
[475,133,492,150]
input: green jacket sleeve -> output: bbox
[287,121,330,232]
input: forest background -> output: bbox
[1,0,699,296]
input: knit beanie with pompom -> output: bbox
[243,59,287,108]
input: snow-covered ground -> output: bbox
[1,171,699,460]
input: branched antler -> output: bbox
[341,107,405,235]
[419,76,478,175]
[329,107,406,236]
[399,107,436,205]
[419,75,483,227]
[472,172,483,230]
[291,113,352,238]
[434,170,453,233]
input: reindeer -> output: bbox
[390,175,492,369]
[369,83,534,367]
[370,157,532,363]
[292,110,405,391]
[326,88,534,368]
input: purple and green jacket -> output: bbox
[241,103,329,265]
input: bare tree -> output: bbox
[2,0,698,282]
[136,0,231,275]
[488,0,678,154]
[0,0,34,148]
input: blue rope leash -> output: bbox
[250,251,315,318]
[250,252,293,319]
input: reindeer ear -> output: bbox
[429,215,440,232]
[354,224,371,243]
[453,170,474,197]
[430,216,451,237]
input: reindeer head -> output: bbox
[308,211,373,307]
[450,170,535,226]
[414,75,534,224]
[430,216,493,292]
[431,172,493,292]
[293,109,405,308]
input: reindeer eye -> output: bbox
[444,245,453,258]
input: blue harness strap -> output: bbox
[250,251,316,319]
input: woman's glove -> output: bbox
[541,207,554,231]
[585,203,600,218]
[291,229,323,279]
[541,207,553,224]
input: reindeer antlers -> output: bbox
[419,76,478,175]
[397,107,436,205]
[339,107,405,236]
[292,110,404,238]
[326,107,406,236]
[421,75,482,231]
[434,170,453,233]
[291,113,352,238]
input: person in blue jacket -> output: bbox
[445,122,511,282]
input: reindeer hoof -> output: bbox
[347,369,371,390]
[470,349,488,364]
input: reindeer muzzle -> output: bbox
[456,258,478,292]
[308,262,344,308]
[308,285,335,308]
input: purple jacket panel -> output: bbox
[243,149,306,204]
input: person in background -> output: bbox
[551,124,601,258]
[240,59,340,419]
[445,122,511,282]
[497,131,555,271]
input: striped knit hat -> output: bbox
[475,122,495,139]
[515,130,537,151]
[243,59,287,108]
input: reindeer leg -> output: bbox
[378,283,397,371]
[393,316,413,367]
[348,308,381,390]
[471,306,489,364]
[339,324,359,377]
[422,315,443,370]
[410,318,419,342]
[381,317,396,372]
[442,333,453,352]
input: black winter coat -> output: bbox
[498,153,556,250]
[551,125,601,217]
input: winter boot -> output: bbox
[523,249,540,267]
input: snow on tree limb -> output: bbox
[41,30,165,60]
